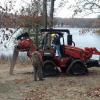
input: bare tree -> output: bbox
[49,0,55,28]
[69,0,100,17]
[43,0,47,28]
[0,0,51,74]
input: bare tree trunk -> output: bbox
[47,0,55,46]
[49,0,55,28]
[43,0,47,29]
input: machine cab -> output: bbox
[40,29,73,58]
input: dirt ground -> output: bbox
[0,63,100,100]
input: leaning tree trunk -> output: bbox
[9,47,19,74]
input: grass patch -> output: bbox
[0,83,11,93]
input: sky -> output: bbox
[0,0,99,18]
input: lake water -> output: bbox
[64,28,100,59]
[0,28,100,59]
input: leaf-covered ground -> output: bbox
[0,63,100,100]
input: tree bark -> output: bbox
[47,0,55,46]
[43,0,47,29]
[49,0,55,28]
[9,46,19,75]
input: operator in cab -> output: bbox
[52,33,62,57]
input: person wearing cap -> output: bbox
[52,34,62,57]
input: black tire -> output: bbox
[43,60,60,76]
[67,60,88,75]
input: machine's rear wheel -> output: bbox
[66,60,88,75]
[43,60,60,76]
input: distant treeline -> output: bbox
[0,12,100,28]
[55,18,100,28]
[0,12,42,28]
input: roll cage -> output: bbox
[40,28,73,49]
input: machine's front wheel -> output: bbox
[43,60,60,76]
[66,60,88,75]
